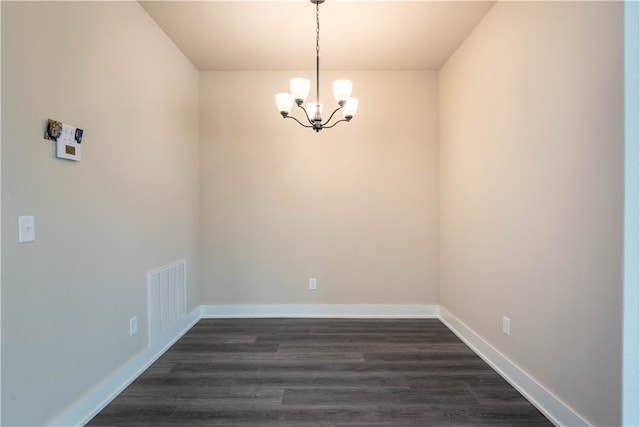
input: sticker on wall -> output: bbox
[44,118,83,162]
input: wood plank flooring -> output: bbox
[87,319,552,426]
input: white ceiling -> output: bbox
[140,1,496,71]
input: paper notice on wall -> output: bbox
[44,118,83,162]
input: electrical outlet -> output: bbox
[309,278,317,290]
[130,317,137,336]
[502,316,510,336]
[18,216,35,243]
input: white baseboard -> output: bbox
[439,307,590,427]
[200,304,439,318]
[48,304,588,427]
[49,308,200,427]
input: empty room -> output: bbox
[2,1,639,426]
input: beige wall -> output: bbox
[1,2,200,426]
[439,2,623,426]
[199,71,439,305]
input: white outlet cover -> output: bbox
[18,216,35,243]
[502,316,511,336]
[130,317,137,336]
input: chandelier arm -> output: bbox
[321,107,343,127]
[297,104,315,125]
[322,118,351,129]
[284,115,315,129]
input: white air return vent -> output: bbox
[147,259,186,345]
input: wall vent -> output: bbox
[147,259,186,345]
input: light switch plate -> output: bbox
[18,216,35,243]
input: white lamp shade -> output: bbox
[342,97,358,118]
[290,78,311,102]
[306,103,323,120]
[332,80,353,104]
[275,93,294,114]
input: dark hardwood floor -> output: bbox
[87,319,552,426]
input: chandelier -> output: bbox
[275,0,358,132]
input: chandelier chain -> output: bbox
[316,1,320,57]
[315,0,320,104]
